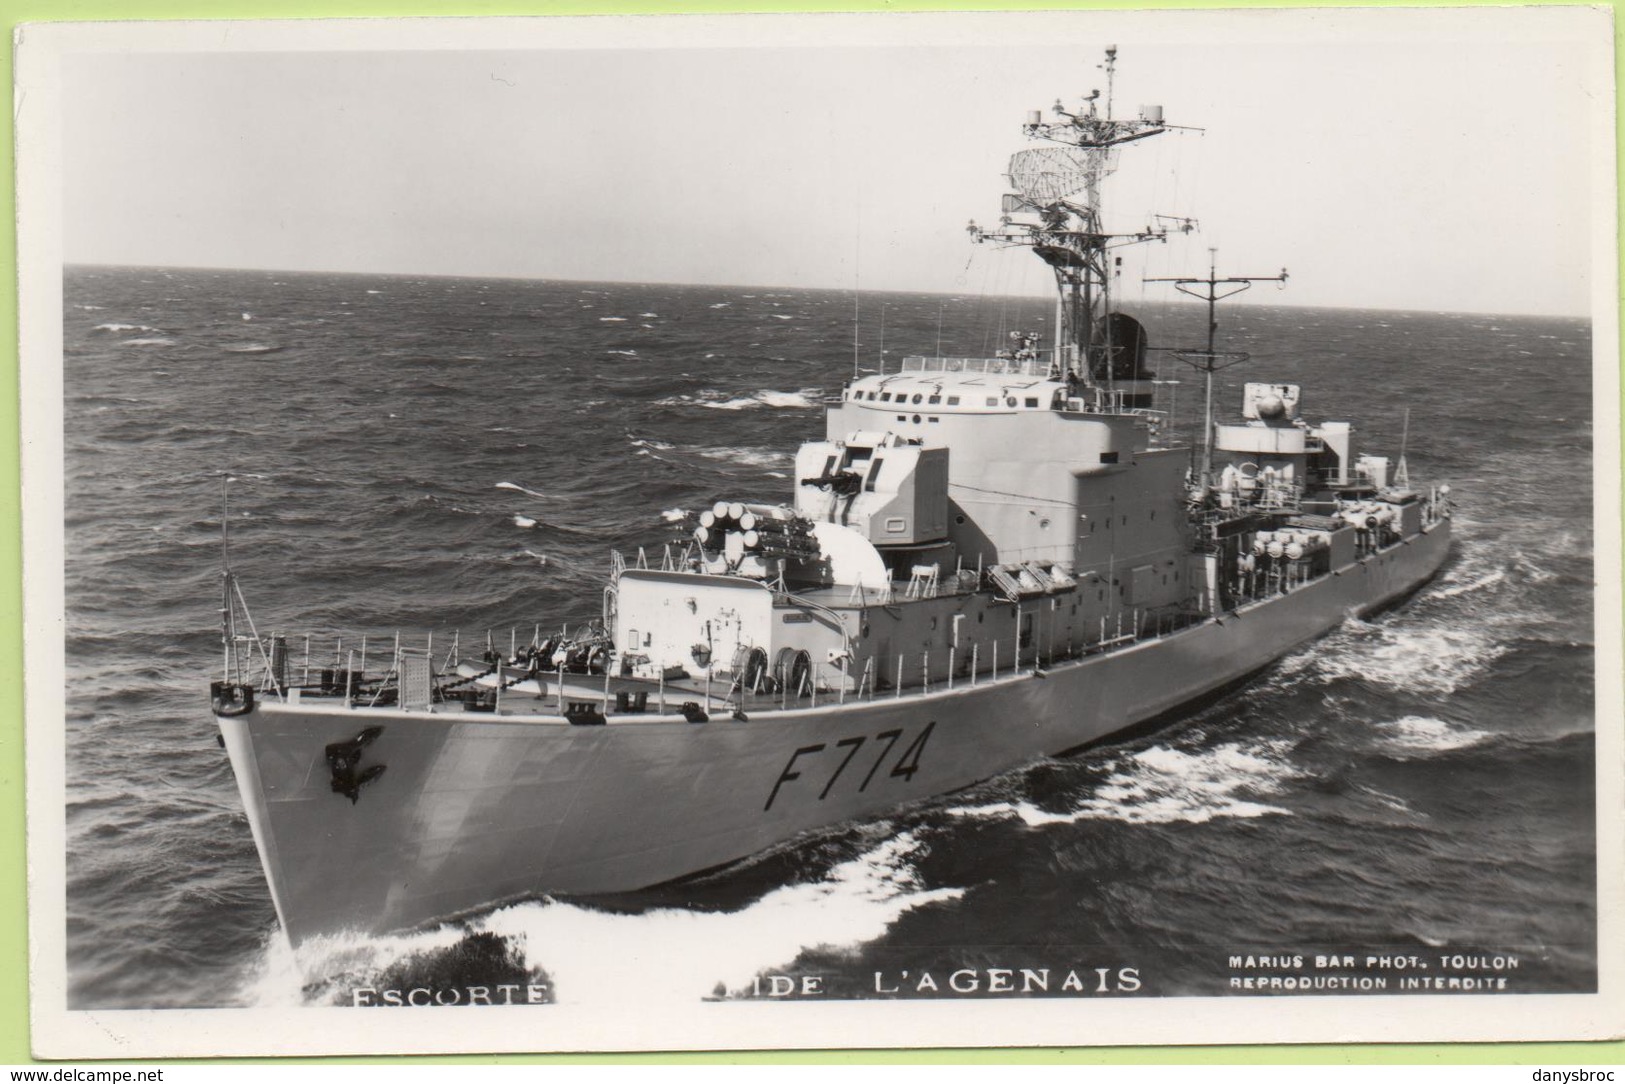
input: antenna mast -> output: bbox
[220,475,237,683]
[968,46,1194,397]
[1145,249,1288,488]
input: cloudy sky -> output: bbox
[52,8,1608,316]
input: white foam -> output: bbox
[695,389,820,411]
[121,337,176,346]
[608,349,638,357]
[640,312,659,318]
[513,514,537,529]
[1373,715,1492,758]
[756,390,818,409]
[92,322,159,332]
[660,508,687,522]
[709,302,730,309]
[242,925,470,1008]
[599,317,627,322]
[629,438,674,451]
[475,831,961,1005]
[1308,621,1504,696]
[495,482,547,499]
[1433,568,1507,599]
[949,740,1297,827]
[696,447,792,469]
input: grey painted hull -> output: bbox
[217,521,1450,946]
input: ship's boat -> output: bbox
[210,48,1452,948]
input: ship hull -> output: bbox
[218,521,1450,947]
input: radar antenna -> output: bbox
[1145,248,1289,488]
[968,46,1196,400]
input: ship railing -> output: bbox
[610,543,700,577]
[900,355,1052,378]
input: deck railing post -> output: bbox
[971,643,979,686]
[658,666,666,714]
[344,650,355,708]
[895,654,903,699]
[303,634,311,687]
[556,662,565,716]
[992,641,998,681]
[922,652,929,695]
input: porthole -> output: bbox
[912,393,923,404]
[1005,397,1017,407]
[912,414,922,423]
[955,514,966,524]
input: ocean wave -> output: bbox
[120,338,177,347]
[248,831,959,1008]
[495,481,548,499]
[1303,620,1504,696]
[1432,568,1507,599]
[949,739,1297,826]
[92,322,160,333]
[513,514,537,529]
[695,447,792,469]
[222,343,282,355]
[657,388,821,411]
[1371,715,1493,759]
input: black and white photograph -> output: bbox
[18,8,1622,1057]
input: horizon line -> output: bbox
[62,261,1596,323]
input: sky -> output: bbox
[54,9,1609,316]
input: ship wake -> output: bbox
[243,830,962,1008]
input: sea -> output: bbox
[60,265,1597,1010]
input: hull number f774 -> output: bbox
[764,722,936,812]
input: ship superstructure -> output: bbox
[210,49,1452,948]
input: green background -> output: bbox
[2,0,1619,1066]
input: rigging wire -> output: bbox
[948,481,1079,508]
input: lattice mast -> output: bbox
[969,46,1191,393]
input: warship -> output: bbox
[211,49,1453,948]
